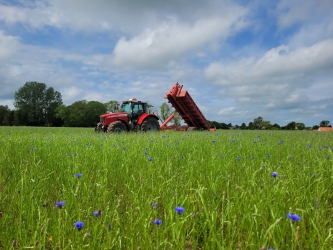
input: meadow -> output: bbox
[0,127,332,249]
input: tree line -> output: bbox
[0,82,331,129]
[208,117,331,130]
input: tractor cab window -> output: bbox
[132,103,144,114]
[121,103,131,113]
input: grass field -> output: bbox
[0,127,332,249]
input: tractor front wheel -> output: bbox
[107,121,127,133]
[141,117,160,132]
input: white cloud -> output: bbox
[0,30,20,60]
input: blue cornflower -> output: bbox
[148,157,153,161]
[123,148,126,150]
[287,213,301,222]
[162,135,166,138]
[32,148,37,151]
[152,203,157,208]
[288,156,292,159]
[93,210,100,217]
[144,151,148,155]
[319,148,322,151]
[271,172,278,178]
[308,144,312,148]
[175,206,185,214]
[68,154,72,157]
[154,219,162,225]
[212,140,216,143]
[55,201,65,208]
[232,139,236,142]
[75,221,84,230]
[327,156,330,160]
[236,157,241,161]
[75,174,82,178]
[267,154,271,158]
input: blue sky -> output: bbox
[0,0,332,127]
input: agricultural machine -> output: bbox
[95,82,215,133]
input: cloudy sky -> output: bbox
[0,0,332,127]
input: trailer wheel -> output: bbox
[141,117,160,132]
[107,121,127,133]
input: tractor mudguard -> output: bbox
[137,113,159,125]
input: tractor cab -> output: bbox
[120,98,149,124]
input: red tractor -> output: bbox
[95,98,160,133]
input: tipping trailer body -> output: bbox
[163,82,212,130]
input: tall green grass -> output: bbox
[0,127,332,249]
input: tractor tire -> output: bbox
[141,117,160,132]
[107,121,127,133]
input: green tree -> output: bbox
[261,120,272,130]
[240,123,247,130]
[312,125,319,130]
[285,121,296,130]
[220,123,229,129]
[172,111,181,126]
[3,110,14,126]
[0,105,10,125]
[159,102,172,122]
[56,100,106,127]
[85,101,107,127]
[55,104,70,126]
[248,122,254,130]
[104,100,119,113]
[319,120,331,127]
[271,123,281,130]
[253,117,263,129]
[14,82,62,126]
[295,122,305,130]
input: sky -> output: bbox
[0,0,332,127]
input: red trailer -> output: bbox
[161,83,215,131]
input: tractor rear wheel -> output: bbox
[107,121,127,133]
[141,117,160,132]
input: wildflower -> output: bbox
[75,221,84,230]
[144,151,148,155]
[308,144,312,148]
[175,206,185,214]
[162,135,166,138]
[232,139,236,142]
[123,148,126,150]
[212,140,216,143]
[287,213,301,222]
[267,154,271,158]
[271,172,278,178]
[55,201,65,208]
[327,156,330,160]
[148,157,153,161]
[319,148,322,151]
[93,210,100,217]
[288,156,292,159]
[75,174,82,178]
[32,148,37,151]
[236,157,241,161]
[153,219,162,225]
